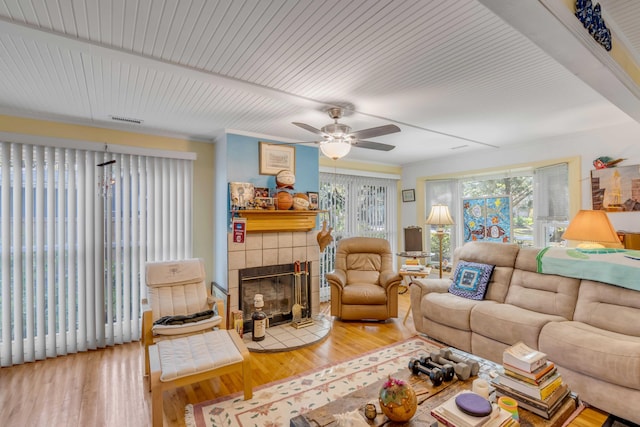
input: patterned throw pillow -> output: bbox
[448,261,495,300]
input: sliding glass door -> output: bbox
[0,140,193,366]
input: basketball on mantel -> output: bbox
[276,170,295,189]
[292,193,310,210]
[276,191,293,210]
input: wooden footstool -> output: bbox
[148,329,252,427]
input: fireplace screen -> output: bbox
[239,262,311,332]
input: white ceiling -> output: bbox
[0,0,639,166]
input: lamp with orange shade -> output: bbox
[561,210,622,249]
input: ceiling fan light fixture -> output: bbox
[321,123,351,137]
[320,139,351,160]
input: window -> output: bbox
[318,172,398,301]
[424,163,569,265]
[534,163,570,246]
[0,140,193,367]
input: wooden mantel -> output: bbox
[236,210,324,233]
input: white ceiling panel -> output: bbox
[0,0,638,165]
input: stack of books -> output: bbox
[430,391,516,427]
[492,342,572,420]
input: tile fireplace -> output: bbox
[238,262,312,332]
[227,230,320,327]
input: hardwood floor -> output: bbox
[0,292,609,426]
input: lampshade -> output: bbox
[426,204,455,226]
[562,210,621,248]
[320,139,351,160]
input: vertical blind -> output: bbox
[0,141,193,367]
[318,172,398,302]
[534,163,569,245]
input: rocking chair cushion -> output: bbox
[152,313,222,336]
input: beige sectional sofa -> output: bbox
[410,241,640,423]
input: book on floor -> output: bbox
[430,391,500,427]
[432,406,514,427]
[503,360,555,382]
[492,380,570,412]
[495,386,572,420]
[502,341,547,372]
[494,371,563,400]
[503,362,557,386]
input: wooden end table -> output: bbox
[399,269,431,325]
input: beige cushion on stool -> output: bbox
[157,332,243,381]
[149,329,252,427]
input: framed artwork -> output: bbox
[463,196,511,243]
[591,164,640,211]
[259,142,295,175]
[254,197,275,209]
[254,187,270,198]
[229,182,255,209]
[402,189,416,203]
[307,192,319,210]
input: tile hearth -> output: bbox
[242,315,331,353]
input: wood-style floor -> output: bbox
[0,292,608,426]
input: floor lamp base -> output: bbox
[437,233,444,279]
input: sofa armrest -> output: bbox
[411,278,452,294]
[326,270,346,290]
[380,270,402,287]
[409,278,452,331]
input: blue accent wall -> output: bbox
[226,133,319,193]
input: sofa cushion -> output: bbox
[539,321,640,390]
[424,293,495,331]
[452,242,519,303]
[505,247,580,320]
[470,303,565,351]
[449,261,494,300]
[506,271,580,320]
[573,280,640,337]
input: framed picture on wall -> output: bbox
[259,142,295,175]
[591,164,640,211]
[402,189,416,203]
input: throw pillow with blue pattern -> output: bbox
[448,261,495,300]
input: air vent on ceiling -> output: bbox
[110,115,143,124]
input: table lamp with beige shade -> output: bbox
[426,204,455,278]
[561,210,623,249]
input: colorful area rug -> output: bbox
[185,335,440,427]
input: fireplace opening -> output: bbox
[239,262,312,332]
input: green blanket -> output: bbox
[536,247,640,291]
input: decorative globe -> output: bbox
[292,193,310,210]
[276,170,295,189]
[378,376,417,422]
[276,191,293,210]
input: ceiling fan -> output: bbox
[292,107,400,159]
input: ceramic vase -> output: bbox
[378,376,417,422]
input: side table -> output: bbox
[399,268,431,325]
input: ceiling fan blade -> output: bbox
[349,124,400,140]
[352,140,395,151]
[292,122,327,136]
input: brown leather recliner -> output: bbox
[326,237,402,321]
